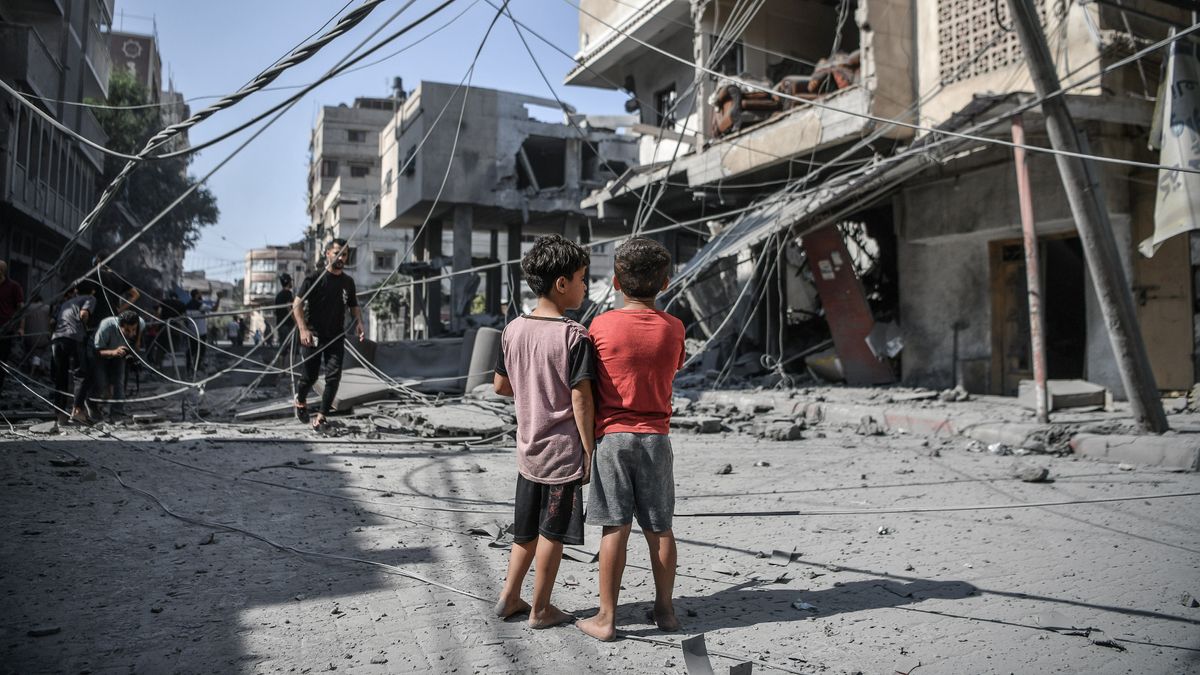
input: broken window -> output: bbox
[655,85,677,128]
[515,136,566,190]
[401,147,416,176]
[711,38,745,76]
[374,251,396,272]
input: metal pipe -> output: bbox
[1011,114,1049,424]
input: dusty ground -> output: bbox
[2,412,1198,674]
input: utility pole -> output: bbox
[1011,114,1049,424]
[1006,0,1168,433]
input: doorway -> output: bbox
[989,235,1086,395]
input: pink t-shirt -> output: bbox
[496,315,594,485]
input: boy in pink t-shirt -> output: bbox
[492,235,595,630]
[578,237,686,642]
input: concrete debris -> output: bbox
[392,405,506,438]
[1181,593,1199,608]
[1090,639,1126,652]
[30,421,58,434]
[369,656,388,665]
[1118,463,1135,471]
[966,440,984,453]
[715,464,733,475]
[855,416,885,436]
[757,421,804,441]
[987,443,1013,456]
[754,461,771,467]
[791,600,818,611]
[939,386,971,402]
[768,549,793,566]
[877,526,891,536]
[1012,463,1051,483]
[673,416,724,434]
[199,533,216,546]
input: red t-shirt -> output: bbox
[590,308,686,437]
[0,278,24,323]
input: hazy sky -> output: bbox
[111,0,626,281]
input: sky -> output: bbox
[111,0,628,282]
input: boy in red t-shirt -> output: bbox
[578,237,686,642]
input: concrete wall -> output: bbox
[380,81,636,228]
[898,150,1134,398]
[914,0,1102,129]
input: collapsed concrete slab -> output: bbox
[392,404,508,438]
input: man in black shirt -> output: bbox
[292,239,364,428]
[270,273,294,348]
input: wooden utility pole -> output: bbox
[1011,115,1049,424]
[1006,0,1168,433]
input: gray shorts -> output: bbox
[586,432,674,532]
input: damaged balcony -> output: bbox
[580,0,914,218]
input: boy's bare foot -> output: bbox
[577,615,617,642]
[653,605,681,632]
[529,604,574,629]
[494,597,531,619]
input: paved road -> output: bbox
[2,420,1198,674]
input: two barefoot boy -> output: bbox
[493,234,685,640]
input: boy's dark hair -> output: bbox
[614,237,671,299]
[117,310,140,327]
[326,238,348,251]
[521,234,590,298]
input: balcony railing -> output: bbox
[0,24,63,101]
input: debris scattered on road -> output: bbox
[987,443,1012,456]
[769,549,794,566]
[1091,639,1126,652]
[754,461,771,467]
[715,464,733,475]
[199,532,216,545]
[855,416,885,436]
[1118,463,1135,471]
[792,600,818,611]
[1012,463,1051,483]
[1181,593,1199,608]
[939,386,970,402]
[877,526,891,535]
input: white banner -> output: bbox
[1141,40,1200,258]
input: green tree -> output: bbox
[91,70,218,260]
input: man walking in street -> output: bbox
[50,283,97,424]
[292,239,364,429]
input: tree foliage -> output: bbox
[91,70,218,254]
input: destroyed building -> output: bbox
[0,0,114,299]
[305,96,414,340]
[378,80,638,336]
[568,0,1198,397]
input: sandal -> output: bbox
[294,400,310,423]
[311,414,327,432]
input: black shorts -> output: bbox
[512,474,585,545]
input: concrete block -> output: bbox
[1071,433,1200,471]
[1018,379,1107,411]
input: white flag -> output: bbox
[1141,40,1200,258]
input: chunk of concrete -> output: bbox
[1019,379,1107,411]
[394,404,507,438]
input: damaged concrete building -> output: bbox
[378,80,638,336]
[568,0,1198,397]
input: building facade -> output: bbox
[0,0,114,299]
[378,81,638,335]
[570,0,1197,397]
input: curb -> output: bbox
[683,390,1198,471]
[1070,433,1200,471]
